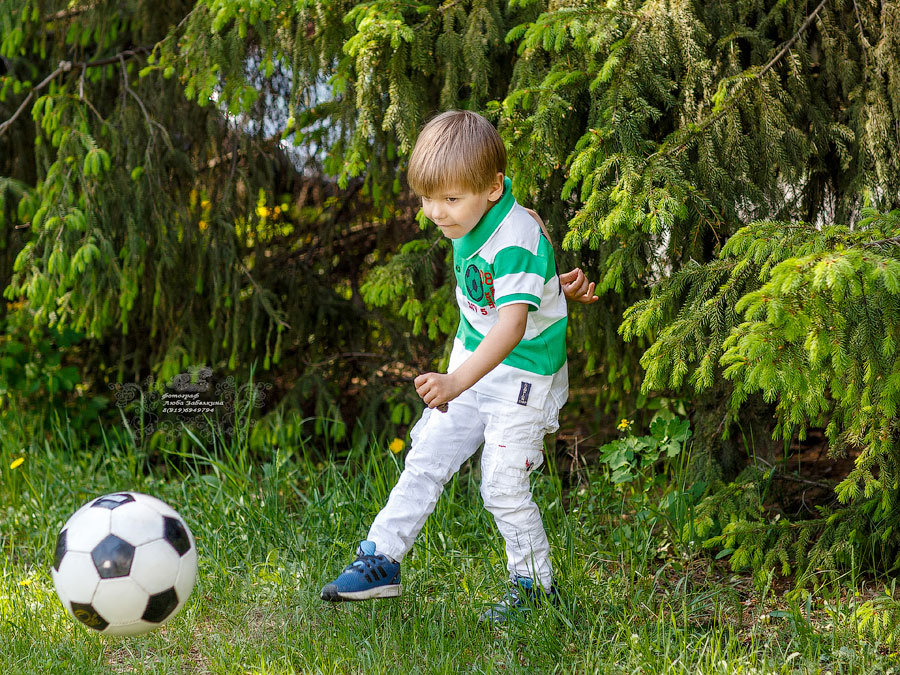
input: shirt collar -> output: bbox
[452,176,515,259]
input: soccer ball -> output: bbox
[51,492,198,636]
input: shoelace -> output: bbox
[343,554,393,583]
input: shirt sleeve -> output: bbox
[491,241,553,311]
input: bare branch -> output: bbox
[754,457,835,490]
[45,3,98,22]
[851,0,871,69]
[118,53,153,133]
[862,236,900,249]
[238,261,292,331]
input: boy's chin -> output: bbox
[438,223,476,239]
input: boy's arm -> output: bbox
[414,303,528,409]
[524,207,599,305]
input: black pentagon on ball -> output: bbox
[163,516,191,556]
[90,492,136,510]
[70,601,109,631]
[91,534,135,578]
[142,587,179,623]
[53,529,67,571]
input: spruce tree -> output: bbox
[2,0,899,576]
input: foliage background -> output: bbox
[1,0,899,580]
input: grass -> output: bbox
[1,397,899,674]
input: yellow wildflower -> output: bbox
[388,438,405,454]
[256,205,270,218]
[617,419,632,432]
[198,220,208,231]
[10,457,25,470]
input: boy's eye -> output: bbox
[446,197,458,203]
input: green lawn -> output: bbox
[0,408,897,674]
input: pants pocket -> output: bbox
[541,406,560,435]
[482,442,545,497]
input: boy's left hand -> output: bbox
[414,372,463,409]
[560,268,599,304]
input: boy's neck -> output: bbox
[482,199,499,217]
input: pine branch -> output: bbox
[0,47,153,138]
[659,0,829,159]
[0,60,71,137]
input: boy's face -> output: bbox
[421,172,504,240]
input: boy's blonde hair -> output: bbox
[407,110,506,197]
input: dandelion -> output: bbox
[388,438,405,454]
[617,418,632,431]
[10,457,24,470]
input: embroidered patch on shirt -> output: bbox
[517,381,532,406]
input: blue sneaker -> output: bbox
[478,575,560,624]
[320,541,402,601]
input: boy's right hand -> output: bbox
[560,268,599,304]
[414,371,462,410]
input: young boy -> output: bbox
[320,110,594,622]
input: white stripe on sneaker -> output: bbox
[336,583,402,600]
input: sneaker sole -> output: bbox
[321,583,402,602]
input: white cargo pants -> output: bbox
[367,387,559,589]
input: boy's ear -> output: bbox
[488,172,505,201]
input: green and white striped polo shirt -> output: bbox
[447,176,568,411]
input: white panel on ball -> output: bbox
[52,551,101,604]
[131,539,181,595]
[174,547,199,605]
[132,492,180,519]
[110,502,164,547]
[105,620,157,637]
[64,508,112,553]
[91,577,148,625]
